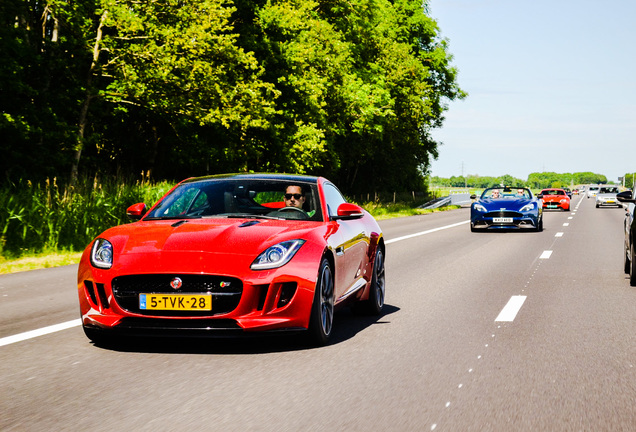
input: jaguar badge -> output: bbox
[170,277,183,290]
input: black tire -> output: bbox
[536,216,543,232]
[308,258,334,345]
[630,242,636,287]
[354,248,386,315]
[624,242,630,274]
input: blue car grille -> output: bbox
[484,211,522,218]
[111,274,243,316]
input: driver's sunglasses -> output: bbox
[285,193,303,200]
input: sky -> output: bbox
[427,0,636,183]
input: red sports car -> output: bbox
[78,174,385,345]
[540,188,570,211]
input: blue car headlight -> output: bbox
[520,203,535,212]
[473,204,487,212]
[91,238,113,269]
[251,240,305,270]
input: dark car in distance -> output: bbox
[617,190,636,286]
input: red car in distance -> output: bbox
[540,188,571,211]
[77,174,386,346]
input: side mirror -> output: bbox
[127,203,147,220]
[537,194,543,199]
[617,190,635,203]
[470,194,477,200]
[331,203,364,220]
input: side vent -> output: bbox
[84,280,98,304]
[277,282,297,308]
[96,283,109,309]
[256,284,268,311]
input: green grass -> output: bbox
[0,250,83,274]
[361,202,461,220]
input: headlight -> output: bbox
[473,204,487,212]
[91,238,113,269]
[560,199,567,203]
[520,203,534,212]
[251,240,305,270]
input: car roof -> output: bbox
[180,173,321,184]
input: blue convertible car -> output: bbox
[470,187,543,232]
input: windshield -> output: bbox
[481,187,531,199]
[145,178,323,221]
[599,187,618,194]
[541,189,566,196]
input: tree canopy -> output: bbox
[1,0,464,193]
[431,171,610,189]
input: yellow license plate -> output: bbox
[139,294,212,310]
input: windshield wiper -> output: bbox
[224,214,281,220]
[144,215,202,221]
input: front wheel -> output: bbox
[536,216,543,232]
[308,258,335,345]
[630,242,636,287]
[624,243,630,274]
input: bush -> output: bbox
[0,177,172,258]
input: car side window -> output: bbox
[323,183,347,217]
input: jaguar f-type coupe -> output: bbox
[77,174,386,345]
[470,187,543,232]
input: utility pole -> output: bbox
[461,161,467,189]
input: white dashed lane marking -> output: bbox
[495,295,527,322]
[540,250,553,259]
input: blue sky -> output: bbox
[428,0,636,183]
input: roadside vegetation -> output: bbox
[0,178,460,273]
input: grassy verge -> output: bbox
[0,202,462,274]
[0,250,83,274]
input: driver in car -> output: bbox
[285,185,306,209]
[284,185,315,217]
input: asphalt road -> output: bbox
[2,194,635,431]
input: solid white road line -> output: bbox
[385,220,470,245]
[0,319,81,347]
[495,296,527,322]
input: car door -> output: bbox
[322,183,369,302]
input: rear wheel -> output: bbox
[308,258,334,345]
[354,248,386,315]
[624,242,631,274]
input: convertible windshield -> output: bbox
[145,178,323,222]
[481,187,531,199]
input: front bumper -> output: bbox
[471,211,539,230]
[78,249,322,336]
[542,201,569,210]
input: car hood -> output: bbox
[597,193,617,198]
[101,218,323,255]
[89,218,330,275]
[476,198,534,211]
[541,195,567,201]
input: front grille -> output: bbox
[484,211,522,218]
[112,274,242,316]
